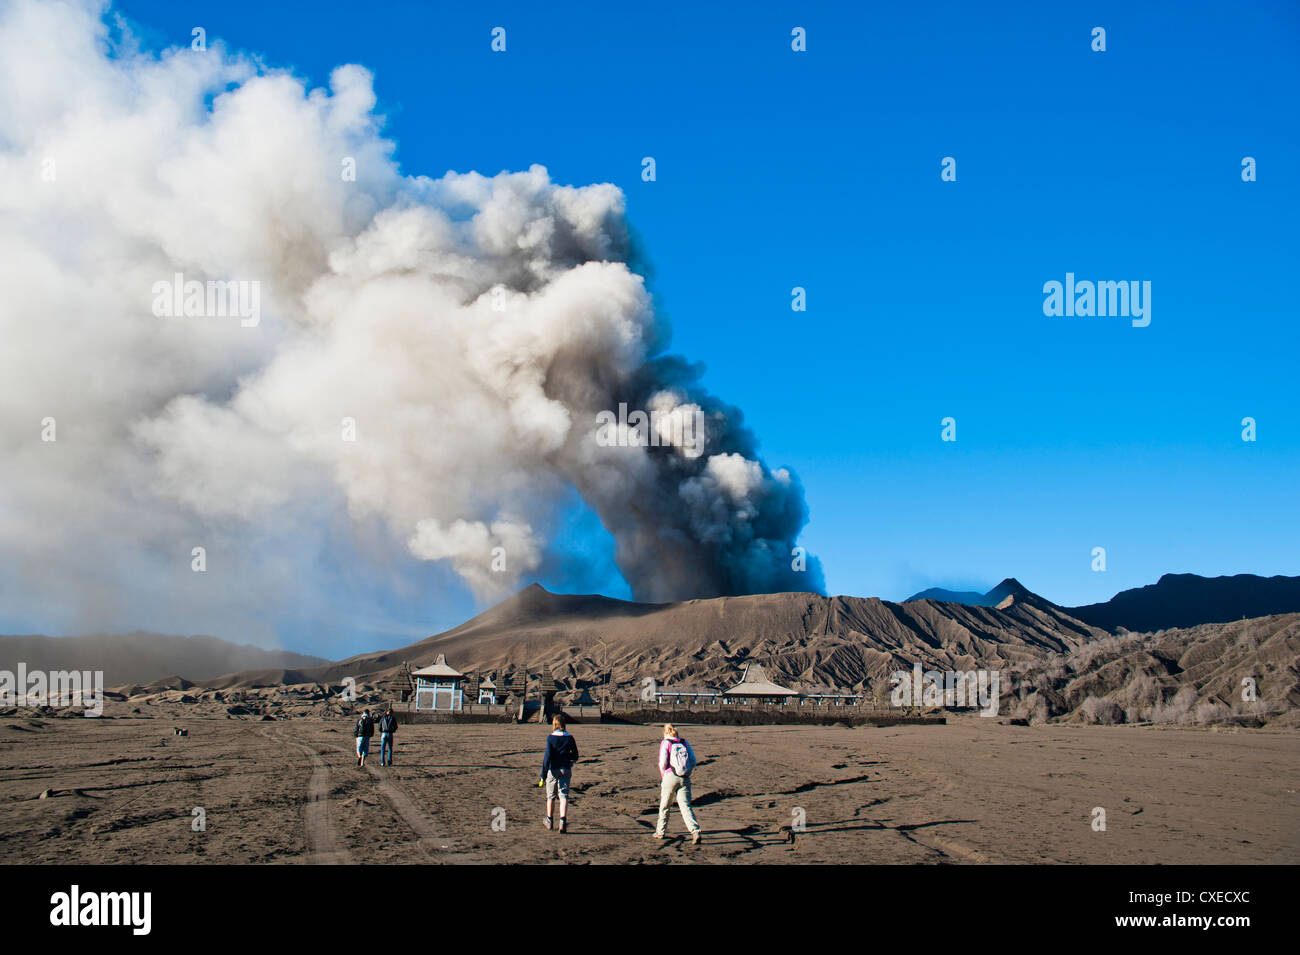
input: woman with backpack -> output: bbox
[354,709,375,768]
[539,713,579,833]
[656,723,701,844]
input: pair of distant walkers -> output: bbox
[537,715,701,844]
[353,708,398,768]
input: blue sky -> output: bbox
[111,0,1298,651]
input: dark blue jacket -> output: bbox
[540,731,579,779]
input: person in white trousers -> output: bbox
[655,722,701,844]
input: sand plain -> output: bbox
[1,713,1295,865]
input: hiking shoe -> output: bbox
[559,818,567,834]
[691,830,702,845]
[543,816,553,831]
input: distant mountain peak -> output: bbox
[904,577,1051,610]
[985,578,1045,609]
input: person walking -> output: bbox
[655,723,701,844]
[377,707,398,766]
[354,708,375,768]
[538,713,579,833]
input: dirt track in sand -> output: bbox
[0,715,1295,864]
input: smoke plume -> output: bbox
[0,0,822,644]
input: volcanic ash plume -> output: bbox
[0,0,823,626]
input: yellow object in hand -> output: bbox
[538,779,545,787]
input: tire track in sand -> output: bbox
[334,737,488,863]
[262,729,352,864]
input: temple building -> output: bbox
[723,662,800,704]
[411,654,465,712]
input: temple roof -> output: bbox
[724,662,798,696]
[411,653,463,679]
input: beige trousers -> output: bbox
[656,772,699,835]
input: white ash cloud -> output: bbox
[0,0,822,641]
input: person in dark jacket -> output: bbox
[377,708,398,766]
[538,713,579,833]
[354,709,375,768]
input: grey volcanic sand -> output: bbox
[1,715,1295,864]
